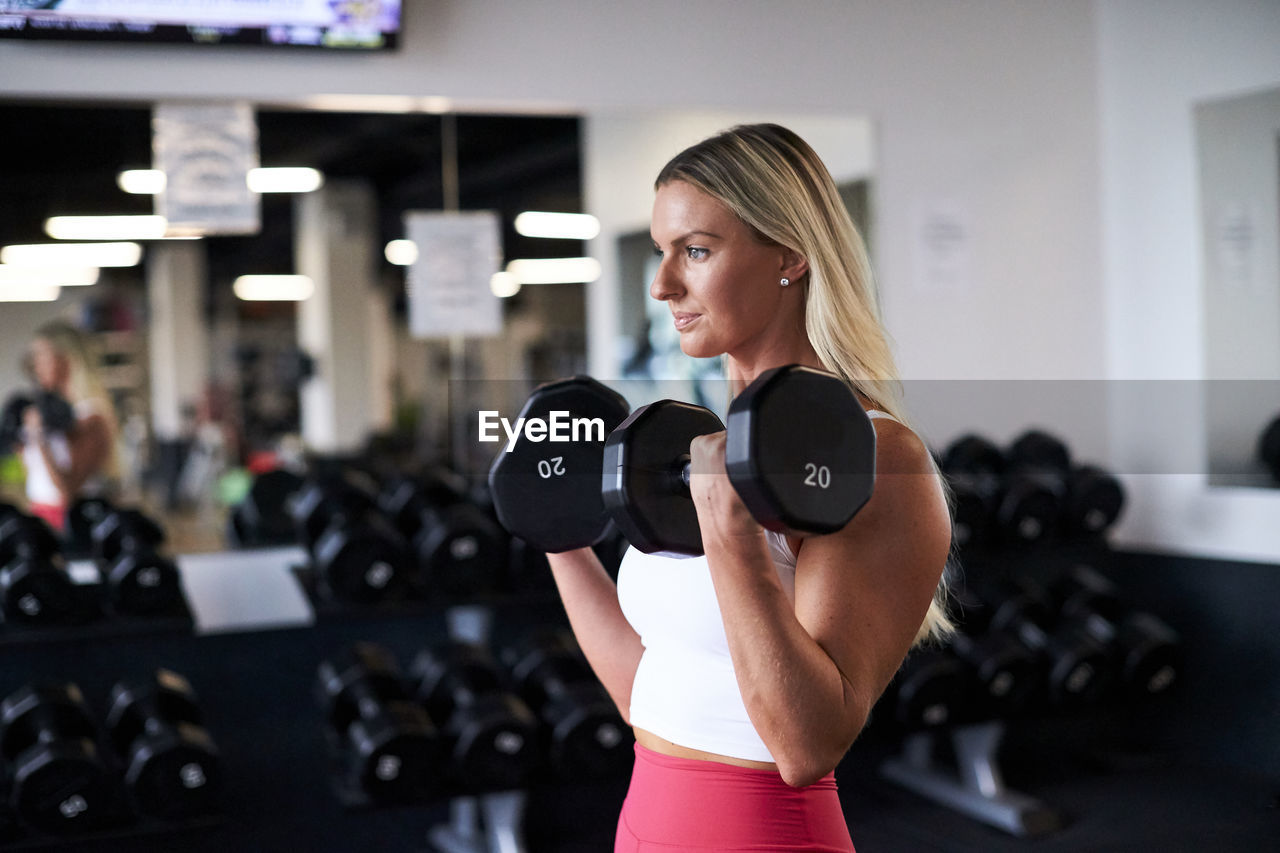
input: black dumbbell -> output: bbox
[0,392,75,455]
[962,574,1114,710]
[412,643,541,791]
[229,469,305,547]
[942,435,1061,548]
[877,647,970,730]
[1007,429,1125,537]
[291,474,414,603]
[501,630,632,779]
[490,366,876,558]
[91,508,182,616]
[105,669,221,820]
[0,683,117,836]
[945,603,1043,721]
[64,496,114,560]
[0,512,78,626]
[378,471,506,597]
[1258,414,1280,483]
[1051,564,1181,701]
[316,643,442,802]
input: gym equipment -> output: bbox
[961,574,1114,709]
[488,377,632,554]
[1257,414,1280,483]
[91,508,183,616]
[876,647,969,730]
[412,642,541,792]
[0,391,75,455]
[1007,429,1125,537]
[945,620,1042,721]
[316,643,442,803]
[500,629,631,779]
[1051,564,1181,701]
[291,474,414,603]
[603,365,875,557]
[229,469,304,547]
[64,496,113,560]
[0,683,116,835]
[105,669,221,819]
[0,511,78,626]
[379,471,506,597]
[942,435,1060,548]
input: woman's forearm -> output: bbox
[546,548,644,723]
[704,534,865,786]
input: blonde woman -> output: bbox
[548,124,954,852]
[17,321,118,532]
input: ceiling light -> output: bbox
[384,239,419,266]
[514,212,601,240]
[505,257,602,284]
[1,242,143,268]
[44,215,168,241]
[0,265,99,287]
[247,167,325,193]
[490,271,521,298]
[0,283,60,302]
[117,169,166,194]
[233,275,315,302]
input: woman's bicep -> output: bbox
[67,414,111,481]
[793,429,952,722]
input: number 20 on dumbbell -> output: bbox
[489,365,876,558]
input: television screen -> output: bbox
[0,0,401,49]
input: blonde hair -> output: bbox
[33,321,122,482]
[656,123,954,645]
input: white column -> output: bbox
[295,180,384,453]
[147,241,209,441]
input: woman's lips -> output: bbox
[673,312,701,330]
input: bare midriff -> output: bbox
[633,727,778,771]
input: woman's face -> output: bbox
[649,181,806,362]
[29,338,69,390]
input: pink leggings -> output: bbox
[615,744,855,852]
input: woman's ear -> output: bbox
[780,248,809,283]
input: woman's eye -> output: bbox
[652,246,664,257]
[685,247,708,260]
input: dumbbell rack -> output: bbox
[879,720,1061,838]
[429,792,528,853]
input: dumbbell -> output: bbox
[490,365,876,558]
[1007,430,1125,537]
[0,512,78,626]
[0,391,75,454]
[0,683,117,835]
[1051,564,1182,701]
[876,647,970,731]
[64,496,114,560]
[962,574,1114,710]
[945,601,1043,720]
[501,630,632,779]
[412,643,541,791]
[1257,413,1280,483]
[291,474,414,603]
[378,471,506,597]
[942,435,1061,548]
[317,643,442,802]
[229,469,304,547]
[91,508,182,616]
[105,669,221,819]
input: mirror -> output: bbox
[1197,87,1280,488]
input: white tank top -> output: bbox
[617,409,897,762]
[22,398,104,507]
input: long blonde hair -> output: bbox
[656,123,954,645]
[33,321,122,482]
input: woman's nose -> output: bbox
[649,261,681,302]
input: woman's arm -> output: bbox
[25,408,111,504]
[546,548,645,724]
[691,419,952,787]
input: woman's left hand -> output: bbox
[688,431,763,547]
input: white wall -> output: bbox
[1097,0,1280,561]
[4,1,1280,561]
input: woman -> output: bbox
[17,321,118,532]
[547,124,955,852]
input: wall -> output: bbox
[3,1,1280,561]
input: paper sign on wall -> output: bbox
[913,200,972,293]
[153,101,260,236]
[405,211,503,339]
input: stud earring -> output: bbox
[780,277,791,287]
